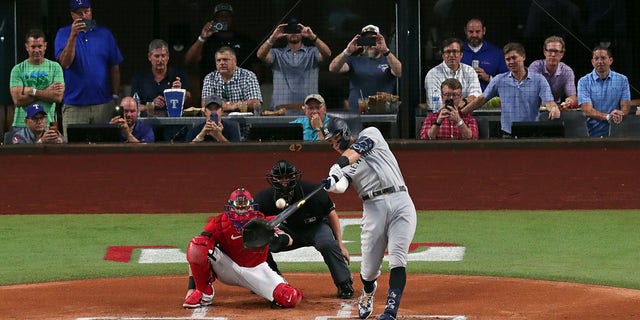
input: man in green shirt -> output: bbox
[9,29,65,128]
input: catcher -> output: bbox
[183,187,303,309]
[254,160,354,299]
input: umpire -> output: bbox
[254,160,354,299]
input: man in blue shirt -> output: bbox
[55,0,124,137]
[577,46,631,137]
[461,18,508,91]
[290,94,330,141]
[108,97,154,143]
[462,42,561,135]
[256,19,331,110]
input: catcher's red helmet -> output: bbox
[224,187,258,232]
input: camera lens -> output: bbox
[213,22,224,31]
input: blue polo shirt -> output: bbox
[462,41,508,91]
[484,70,554,134]
[290,114,330,141]
[125,120,155,142]
[55,24,123,105]
[577,69,631,137]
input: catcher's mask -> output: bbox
[322,117,351,150]
[224,187,258,232]
[266,160,301,201]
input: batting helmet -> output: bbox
[322,117,351,150]
[224,187,258,233]
[267,160,301,201]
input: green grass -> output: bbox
[1,210,639,289]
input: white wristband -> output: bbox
[342,49,351,56]
[457,119,465,127]
[197,36,206,43]
[195,134,205,142]
[266,39,274,46]
[30,88,37,97]
[605,114,611,121]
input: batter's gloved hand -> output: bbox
[329,164,344,181]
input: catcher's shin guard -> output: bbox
[187,234,214,292]
[272,283,303,308]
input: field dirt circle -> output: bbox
[1,273,639,319]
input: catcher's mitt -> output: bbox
[242,218,275,248]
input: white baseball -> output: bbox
[276,198,287,209]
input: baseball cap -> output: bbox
[25,104,47,119]
[214,3,233,15]
[70,0,91,11]
[304,94,325,105]
[361,24,380,35]
[204,96,223,109]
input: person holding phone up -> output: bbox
[329,24,402,113]
[108,97,155,143]
[419,78,478,140]
[186,96,241,143]
[6,104,65,144]
[256,18,332,111]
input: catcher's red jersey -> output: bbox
[203,212,268,267]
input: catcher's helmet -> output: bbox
[224,187,258,232]
[267,160,301,201]
[322,117,351,150]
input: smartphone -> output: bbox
[114,105,125,118]
[81,19,96,32]
[357,36,377,47]
[49,122,58,131]
[283,23,302,34]
[209,113,219,123]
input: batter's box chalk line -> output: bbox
[314,301,467,320]
[77,317,226,320]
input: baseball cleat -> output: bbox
[337,280,355,299]
[182,289,214,308]
[358,281,377,319]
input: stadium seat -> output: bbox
[609,115,640,137]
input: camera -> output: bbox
[283,23,302,34]
[211,22,228,31]
[357,36,377,47]
[209,113,219,123]
[114,105,125,118]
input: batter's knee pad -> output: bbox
[187,234,213,266]
[272,283,303,308]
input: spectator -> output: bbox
[420,78,478,140]
[528,36,578,108]
[254,160,354,299]
[183,187,303,309]
[329,24,401,113]
[6,104,64,144]
[461,18,508,91]
[424,38,482,111]
[184,3,261,86]
[108,97,154,143]
[289,94,330,141]
[256,19,331,110]
[54,0,124,137]
[9,29,64,129]
[201,46,262,114]
[577,46,631,137]
[186,96,240,143]
[462,42,560,136]
[131,39,192,117]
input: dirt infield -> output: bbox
[1,273,639,319]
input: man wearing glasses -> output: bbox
[528,36,577,109]
[419,78,478,140]
[424,38,482,111]
[201,46,262,114]
[289,94,330,141]
[6,104,64,144]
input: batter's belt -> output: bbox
[361,185,406,201]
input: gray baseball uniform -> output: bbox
[341,127,417,281]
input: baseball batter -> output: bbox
[322,118,417,320]
[183,187,303,309]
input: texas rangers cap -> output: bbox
[70,0,91,11]
[214,3,233,15]
[204,96,223,109]
[25,104,47,119]
[304,94,325,105]
[361,24,380,35]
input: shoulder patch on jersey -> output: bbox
[350,136,374,155]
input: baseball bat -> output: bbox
[266,184,325,228]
